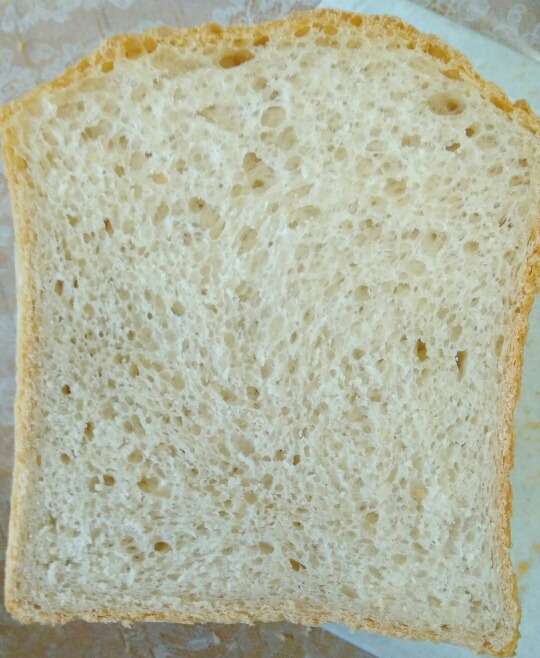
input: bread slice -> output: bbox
[1,8,539,655]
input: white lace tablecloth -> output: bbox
[0,2,539,657]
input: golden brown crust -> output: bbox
[1,133,42,635]
[1,9,539,656]
[0,600,518,655]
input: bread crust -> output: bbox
[1,9,538,656]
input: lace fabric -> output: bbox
[413,0,540,60]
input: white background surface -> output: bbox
[319,1,540,657]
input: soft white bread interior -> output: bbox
[1,9,539,657]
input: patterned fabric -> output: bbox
[415,0,540,59]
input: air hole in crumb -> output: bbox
[293,454,301,466]
[464,241,479,254]
[303,309,313,324]
[427,93,465,116]
[366,512,379,524]
[137,476,159,494]
[219,49,254,68]
[171,374,184,390]
[354,285,370,301]
[154,541,171,552]
[220,388,237,403]
[188,197,205,212]
[88,476,100,493]
[101,61,114,73]
[124,36,143,59]
[385,178,407,196]
[62,384,71,395]
[153,203,168,225]
[55,280,64,295]
[128,449,143,463]
[295,25,310,37]
[477,133,498,149]
[368,566,383,580]
[287,359,298,375]
[171,301,185,317]
[244,491,257,504]
[103,474,115,486]
[415,339,428,361]
[243,152,261,171]
[261,106,286,127]
[14,155,28,170]
[289,558,306,572]
[246,386,259,400]
[456,350,467,379]
[103,218,113,236]
[407,260,425,276]
[401,134,420,147]
[446,142,460,152]
[410,483,427,503]
[285,155,301,170]
[252,76,267,90]
[450,325,462,341]
[341,586,358,599]
[259,542,274,554]
[129,363,139,377]
[150,172,167,184]
[237,226,257,254]
[100,405,116,420]
[253,34,269,47]
[60,453,70,464]
[83,422,94,441]
[509,175,526,187]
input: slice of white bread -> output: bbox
[1,9,539,656]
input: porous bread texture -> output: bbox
[1,9,540,657]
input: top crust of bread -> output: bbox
[1,10,539,657]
